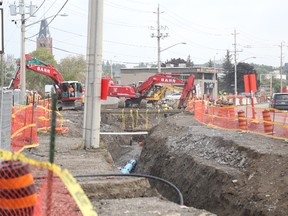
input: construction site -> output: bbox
[0,1,288,216]
[1,91,288,215]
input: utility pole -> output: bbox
[233,29,238,96]
[151,5,168,74]
[9,1,37,104]
[20,0,26,104]
[157,5,161,74]
[83,0,103,149]
[280,41,283,92]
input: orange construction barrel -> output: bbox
[0,160,37,216]
[262,110,273,133]
[238,110,247,130]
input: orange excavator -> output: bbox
[8,55,83,110]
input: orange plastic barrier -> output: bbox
[238,110,247,130]
[0,151,97,216]
[262,110,273,134]
[190,100,288,140]
[0,160,37,215]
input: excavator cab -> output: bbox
[58,81,83,110]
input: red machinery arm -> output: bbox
[8,55,65,89]
[26,62,65,85]
[178,74,195,108]
[137,73,185,96]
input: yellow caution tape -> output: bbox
[0,150,98,216]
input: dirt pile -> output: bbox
[136,112,288,216]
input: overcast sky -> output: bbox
[4,0,288,68]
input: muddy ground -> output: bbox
[24,109,288,216]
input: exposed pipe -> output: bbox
[120,159,137,174]
[74,173,184,206]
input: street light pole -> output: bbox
[20,0,26,104]
[160,42,186,53]
[157,5,161,74]
[158,42,186,73]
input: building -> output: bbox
[36,19,53,53]
[120,66,223,99]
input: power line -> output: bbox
[26,0,69,39]
[46,0,69,26]
[25,0,47,21]
[26,38,83,55]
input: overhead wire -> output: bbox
[25,0,47,21]
[26,0,69,39]
[26,38,83,55]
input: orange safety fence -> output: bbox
[11,103,68,153]
[0,150,97,216]
[12,105,39,153]
[187,100,288,140]
[37,105,68,133]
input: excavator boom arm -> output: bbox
[9,55,65,89]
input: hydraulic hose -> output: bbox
[75,173,184,206]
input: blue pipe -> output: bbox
[121,159,137,174]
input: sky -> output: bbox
[3,0,288,68]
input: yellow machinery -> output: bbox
[146,85,183,103]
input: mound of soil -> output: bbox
[136,112,288,216]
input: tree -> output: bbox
[162,58,186,67]
[186,55,194,67]
[236,62,256,93]
[206,59,213,67]
[26,48,58,95]
[58,55,86,83]
[102,61,126,77]
[220,50,234,93]
[0,55,17,86]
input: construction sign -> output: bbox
[244,74,257,93]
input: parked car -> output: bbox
[269,93,288,110]
[165,92,181,101]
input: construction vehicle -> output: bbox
[107,73,195,109]
[146,85,183,103]
[8,55,83,110]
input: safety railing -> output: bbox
[187,100,288,140]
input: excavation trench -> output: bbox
[106,112,288,216]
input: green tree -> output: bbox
[26,48,57,95]
[261,76,283,93]
[102,61,126,77]
[206,59,213,67]
[220,50,234,93]
[236,62,256,93]
[58,55,86,83]
[162,58,186,67]
[0,55,17,86]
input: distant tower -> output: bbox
[36,19,53,53]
